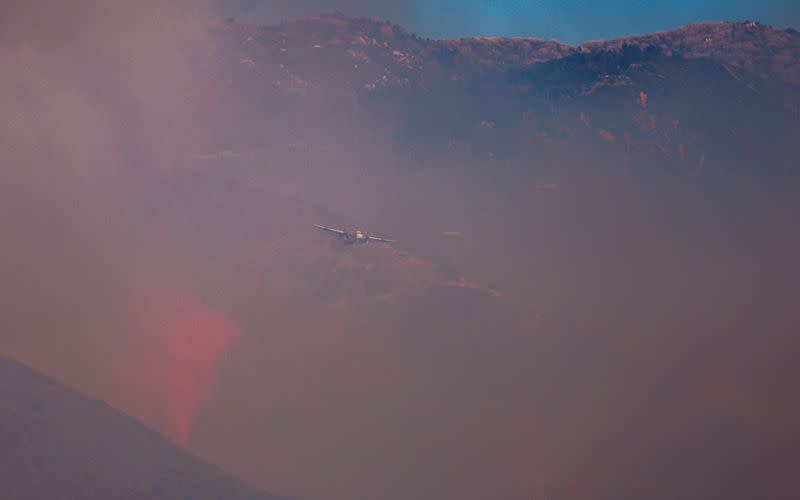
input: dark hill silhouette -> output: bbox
[0,355,291,500]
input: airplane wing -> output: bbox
[314,224,346,236]
[368,236,397,243]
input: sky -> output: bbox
[224,0,800,44]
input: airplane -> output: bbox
[314,224,397,244]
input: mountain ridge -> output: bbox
[207,13,799,196]
[216,13,800,80]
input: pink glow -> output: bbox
[126,286,240,446]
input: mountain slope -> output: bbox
[213,15,800,93]
[0,355,289,500]
[207,15,800,194]
[581,21,800,86]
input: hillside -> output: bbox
[582,21,800,86]
[0,355,289,500]
[214,14,800,90]
[207,15,800,194]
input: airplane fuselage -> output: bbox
[340,230,369,243]
[314,224,395,244]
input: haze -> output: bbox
[1,1,799,500]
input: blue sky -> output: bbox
[409,0,799,42]
[227,0,800,44]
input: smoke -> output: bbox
[0,0,406,453]
[215,0,412,25]
[1,2,799,500]
[0,0,241,444]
